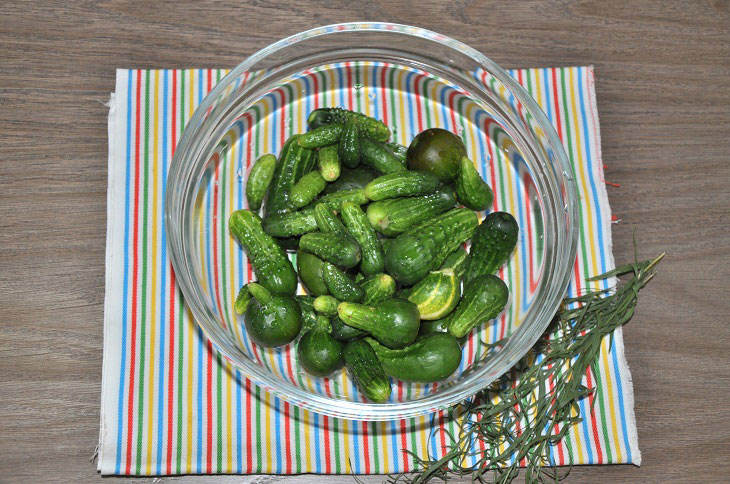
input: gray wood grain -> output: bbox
[1,1,729,482]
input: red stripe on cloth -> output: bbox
[585,367,604,462]
[125,69,143,474]
[284,402,292,473]
[380,66,389,126]
[346,63,353,109]
[322,416,331,473]
[164,69,178,475]
[206,340,213,472]
[413,73,426,133]
[361,420,371,473]
[399,419,409,471]
[245,378,253,472]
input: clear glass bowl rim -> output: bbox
[165,22,579,421]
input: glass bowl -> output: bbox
[165,23,578,421]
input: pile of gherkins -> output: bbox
[229,107,518,403]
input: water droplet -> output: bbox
[236,168,243,179]
[456,125,464,134]
[353,83,364,90]
[368,93,376,100]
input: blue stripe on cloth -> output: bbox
[115,69,133,474]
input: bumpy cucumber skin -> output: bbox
[234,284,253,315]
[295,295,319,332]
[262,208,318,237]
[307,107,391,142]
[313,295,339,316]
[360,273,396,305]
[289,171,326,210]
[312,188,369,211]
[447,274,510,338]
[300,232,361,269]
[297,327,344,377]
[464,211,519,285]
[296,250,329,296]
[318,144,341,182]
[246,154,277,211]
[406,268,460,320]
[298,123,344,148]
[337,298,420,349]
[264,136,316,216]
[322,262,365,302]
[361,139,407,175]
[313,203,349,237]
[343,340,391,403]
[366,188,456,237]
[455,156,494,211]
[341,202,385,276]
[384,208,478,286]
[244,284,302,347]
[364,171,440,201]
[229,210,298,295]
[365,333,463,383]
[440,247,470,280]
[339,119,361,168]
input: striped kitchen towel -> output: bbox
[99,65,640,475]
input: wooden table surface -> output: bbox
[1,1,728,482]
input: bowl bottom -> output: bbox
[191,61,545,403]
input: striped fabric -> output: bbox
[99,65,640,475]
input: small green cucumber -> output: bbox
[313,295,339,316]
[455,156,493,211]
[322,262,365,302]
[300,232,361,269]
[366,188,456,237]
[341,202,385,276]
[296,250,329,296]
[440,247,470,280]
[339,119,361,168]
[464,212,519,285]
[234,284,253,315]
[337,298,420,349]
[229,210,298,295]
[364,171,440,201]
[384,208,478,286]
[307,107,391,142]
[343,340,391,403]
[244,283,302,347]
[313,203,349,237]
[406,268,460,320]
[289,171,326,210]
[360,273,396,305]
[245,153,277,211]
[298,123,344,148]
[447,274,510,338]
[264,136,316,216]
[262,207,318,237]
[365,333,463,383]
[297,323,344,377]
[318,144,341,181]
[361,139,407,175]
